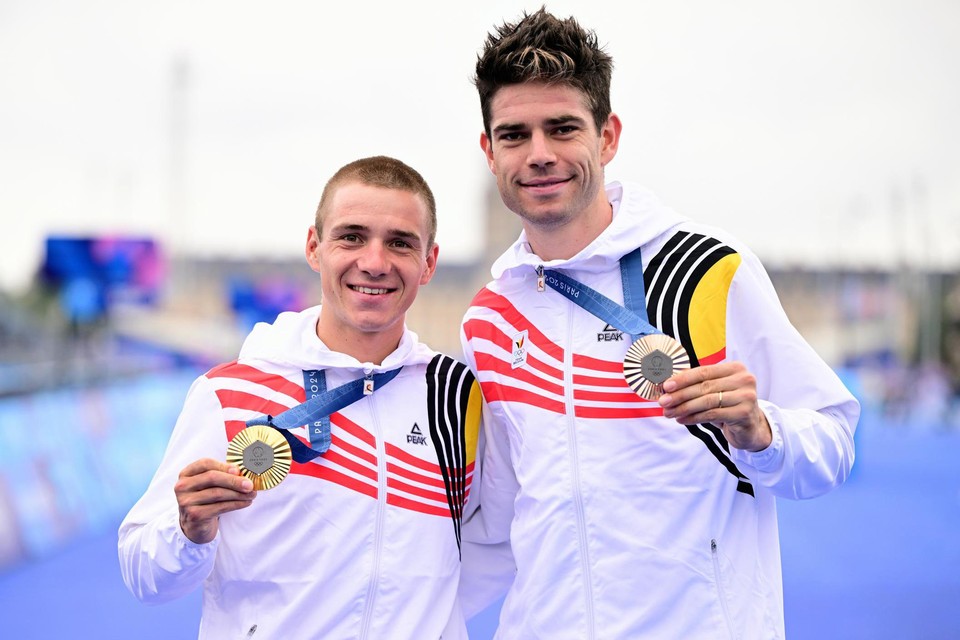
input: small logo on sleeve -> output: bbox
[511,330,529,369]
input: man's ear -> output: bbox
[420,243,440,285]
[480,131,496,174]
[599,113,622,167]
[305,225,321,273]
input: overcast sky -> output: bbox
[1,0,958,291]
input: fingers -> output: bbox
[658,362,756,424]
[660,386,742,425]
[662,361,744,395]
[179,458,254,490]
[175,458,257,544]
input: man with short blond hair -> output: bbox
[120,155,482,639]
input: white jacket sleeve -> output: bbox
[457,331,518,619]
[117,375,226,603]
[725,249,860,499]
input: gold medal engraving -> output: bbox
[623,334,690,400]
[226,425,292,490]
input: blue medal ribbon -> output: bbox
[542,246,659,340]
[246,367,402,463]
[302,369,332,453]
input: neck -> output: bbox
[315,320,402,366]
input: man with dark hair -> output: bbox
[460,9,860,638]
[120,156,482,639]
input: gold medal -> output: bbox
[623,334,690,401]
[226,425,292,490]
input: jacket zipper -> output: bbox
[358,387,387,639]
[710,539,736,640]
[559,275,596,638]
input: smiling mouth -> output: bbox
[350,285,393,295]
[520,176,572,188]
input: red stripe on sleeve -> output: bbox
[207,362,305,400]
[215,389,292,417]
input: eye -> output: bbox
[389,238,414,249]
[498,131,527,143]
[340,233,362,243]
[553,125,578,136]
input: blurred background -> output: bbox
[1,0,958,638]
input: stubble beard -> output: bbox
[502,179,601,235]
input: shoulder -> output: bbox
[427,353,476,386]
[641,216,776,284]
[464,281,522,318]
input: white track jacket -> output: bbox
[459,182,860,639]
[119,306,482,639]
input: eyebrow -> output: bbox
[546,115,586,126]
[491,114,587,134]
[389,229,423,244]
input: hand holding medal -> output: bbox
[658,360,773,452]
[175,458,257,544]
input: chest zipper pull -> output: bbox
[536,265,545,292]
[362,364,375,395]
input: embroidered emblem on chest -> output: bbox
[511,330,529,369]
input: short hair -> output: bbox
[314,156,437,248]
[474,7,614,136]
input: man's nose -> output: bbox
[357,242,390,275]
[527,130,557,168]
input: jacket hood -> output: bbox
[490,182,689,279]
[237,305,436,372]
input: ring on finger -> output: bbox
[717,390,723,408]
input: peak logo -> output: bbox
[597,324,624,342]
[406,423,427,446]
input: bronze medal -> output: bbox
[623,334,690,401]
[226,425,292,490]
